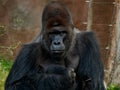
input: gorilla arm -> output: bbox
[5,44,38,90]
[73,31,105,90]
[5,44,74,90]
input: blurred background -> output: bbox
[0,0,120,90]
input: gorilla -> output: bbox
[5,1,106,90]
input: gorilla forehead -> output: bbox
[42,1,71,24]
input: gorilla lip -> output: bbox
[52,50,65,57]
[52,50,64,54]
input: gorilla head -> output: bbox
[41,1,74,58]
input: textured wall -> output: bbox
[0,0,46,58]
[0,0,117,83]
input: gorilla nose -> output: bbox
[53,41,61,45]
[51,40,65,51]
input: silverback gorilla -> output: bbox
[5,1,106,90]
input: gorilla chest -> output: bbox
[37,55,79,71]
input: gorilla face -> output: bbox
[48,27,67,55]
[48,27,67,53]
[43,25,73,58]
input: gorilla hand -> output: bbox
[68,68,76,84]
[45,65,75,89]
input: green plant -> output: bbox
[0,25,6,36]
[0,56,13,90]
[107,84,120,90]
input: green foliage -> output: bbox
[0,41,21,59]
[0,56,13,90]
[107,85,120,90]
[0,25,6,36]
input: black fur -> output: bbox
[5,1,106,90]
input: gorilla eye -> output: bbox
[61,31,67,34]
[61,31,67,37]
[48,33,54,40]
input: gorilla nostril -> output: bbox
[54,41,60,45]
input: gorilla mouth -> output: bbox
[51,50,65,57]
[52,50,64,54]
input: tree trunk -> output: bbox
[87,0,93,31]
[108,0,120,85]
